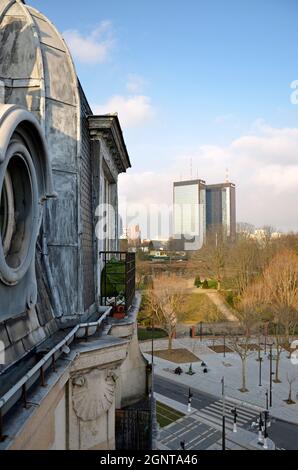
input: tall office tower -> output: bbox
[206,183,236,241]
[173,179,206,249]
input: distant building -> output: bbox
[129,224,142,242]
[173,179,206,247]
[173,179,236,247]
[126,224,141,247]
[206,183,236,241]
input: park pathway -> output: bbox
[205,291,238,322]
[185,278,238,322]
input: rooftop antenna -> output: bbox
[225,168,230,183]
[190,158,193,179]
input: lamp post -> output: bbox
[263,411,269,450]
[188,388,193,413]
[221,377,226,450]
[151,319,158,450]
[257,354,263,387]
[268,343,274,407]
[261,340,274,406]
[265,389,269,411]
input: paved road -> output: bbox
[159,415,221,451]
[156,375,298,450]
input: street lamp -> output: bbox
[188,388,193,413]
[265,389,269,411]
[257,354,263,387]
[151,319,158,450]
[221,377,226,450]
[263,411,269,450]
[261,341,274,406]
[268,343,274,407]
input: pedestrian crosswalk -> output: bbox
[159,415,222,450]
[196,399,260,431]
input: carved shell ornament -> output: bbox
[72,369,117,421]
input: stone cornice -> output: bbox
[88,114,131,174]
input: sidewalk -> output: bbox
[142,338,298,425]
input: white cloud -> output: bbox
[93,94,155,128]
[119,123,298,232]
[63,21,114,64]
[231,126,298,165]
[126,74,146,93]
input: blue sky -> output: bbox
[30,0,298,231]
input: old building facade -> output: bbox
[0,0,148,450]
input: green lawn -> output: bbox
[156,402,184,428]
[138,327,168,341]
[178,293,225,324]
[206,279,218,289]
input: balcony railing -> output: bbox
[99,251,136,314]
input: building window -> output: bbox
[0,151,37,283]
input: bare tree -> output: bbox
[236,222,255,236]
[146,289,161,325]
[196,227,228,291]
[230,237,263,295]
[271,322,286,383]
[227,283,261,392]
[262,250,298,344]
[243,250,298,382]
[285,372,297,404]
[148,274,185,350]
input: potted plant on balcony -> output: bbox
[101,258,126,318]
[112,305,126,319]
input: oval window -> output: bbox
[0,142,39,286]
[3,155,34,270]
